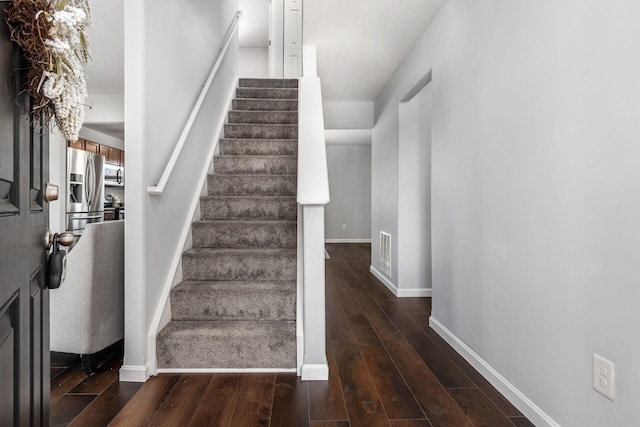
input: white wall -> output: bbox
[323,102,373,242]
[239,47,268,77]
[323,102,373,129]
[123,0,239,380]
[373,1,640,426]
[325,143,371,241]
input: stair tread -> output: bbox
[202,194,296,198]
[175,280,295,288]
[209,173,297,177]
[225,123,298,127]
[160,319,296,335]
[215,155,297,159]
[185,247,296,255]
[194,219,296,225]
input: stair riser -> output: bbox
[236,87,298,99]
[228,111,297,125]
[224,124,297,139]
[200,197,297,221]
[157,322,296,369]
[207,175,296,196]
[182,251,296,281]
[219,139,297,156]
[192,222,296,249]
[232,99,298,111]
[214,156,297,175]
[171,288,295,321]
[239,78,298,88]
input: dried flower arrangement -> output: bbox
[6,0,91,141]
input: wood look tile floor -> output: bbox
[50,243,534,426]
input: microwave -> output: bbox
[104,164,124,187]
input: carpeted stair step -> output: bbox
[207,174,296,196]
[228,110,297,125]
[156,320,296,369]
[239,78,298,88]
[200,196,297,221]
[219,139,297,156]
[236,87,298,100]
[224,123,297,139]
[214,155,297,175]
[192,220,296,249]
[182,248,297,281]
[232,98,298,111]
[170,281,296,321]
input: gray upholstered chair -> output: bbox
[50,220,124,375]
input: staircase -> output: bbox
[156,78,299,370]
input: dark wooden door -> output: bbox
[0,2,51,425]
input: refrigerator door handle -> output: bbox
[85,158,92,207]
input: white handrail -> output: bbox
[148,11,243,195]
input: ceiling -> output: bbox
[84,0,124,95]
[304,0,446,101]
[82,0,446,127]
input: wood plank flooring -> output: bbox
[50,243,534,426]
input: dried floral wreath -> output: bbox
[6,0,91,141]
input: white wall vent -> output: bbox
[380,231,392,277]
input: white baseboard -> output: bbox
[325,239,372,244]
[369,266,431,297]
[301,363,329,381]
[429,317,561,427]
[157,368,297,374]
[119,364,151,383]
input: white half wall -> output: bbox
[373,1,640,426]
[239,47,268,78]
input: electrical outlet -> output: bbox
[341,224,347,231]
[593,354,615,400]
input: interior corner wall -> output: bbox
[123,0,239,376]
[397,83,432,294]
[239,47,268,78]
[372,1,640,426]
[325,143,371,241]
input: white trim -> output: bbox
[301,362,329,381]
[369,266,431,297]
[146,81,237,376]
[325,239,372,244]
[429,317,561,427]
[157,368,297,374]
[119,364,151,383]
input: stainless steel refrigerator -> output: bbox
[66,148,105,234]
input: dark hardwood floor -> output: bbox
[50,243,534,426]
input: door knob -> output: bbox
[57,233,74,247]
[45,230,74,250]
[45,182,59,202]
